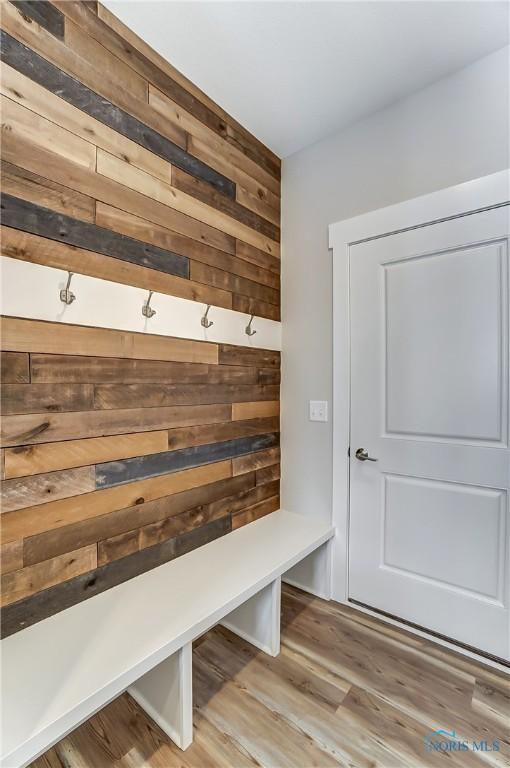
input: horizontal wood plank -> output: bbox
[23,473,255,566]
[1,226,233,309]
[1,460,233,542]
[1,403,231,447]
[11,1,65,39]
[219,344,280,369]
[190,261,279,308]
[1,352,30,383]
[1,466,95,513]
[2,517,230,637]
[30,354,256,385]
[1,161,95,223]
[1,544,97,608]
[232,447,281,476]
[93,384,279,410]
[256,463,281,485]
[232,401,280,421]
[167,417,279,451]
[0,317,219,364]
[95,433,278,488]
[0,541,23,575]
[3,431,169,479]
[232,495,280,529]
[1,383,94,415]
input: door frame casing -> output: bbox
[328,170,510,607]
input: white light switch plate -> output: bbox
[309,400,328,422]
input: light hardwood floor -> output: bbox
[32,585,510,768]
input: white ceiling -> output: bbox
[104,1,509,158]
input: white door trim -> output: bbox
[328,170,510,608]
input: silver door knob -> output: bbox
[355,448,378,462]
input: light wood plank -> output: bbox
[1,64,173,186]
[1,460,232,543]
[0,317,219,364]
[1,96,96,170]
[96,149,280,257]
[0,544,97,607]
[0,540,23,575]
[4,431,169,479]
[232,401,280,421]
[1,466,95,513]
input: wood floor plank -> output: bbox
[1,460,232,543]
[1,317,219,365]
[23,473,255,566]
[29,587,508,768]
[1,466,95,513]
[3,431,169,479]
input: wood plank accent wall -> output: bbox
[0,0,281,636]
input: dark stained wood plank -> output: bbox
[24,473,255,565]
[0,29,236,197]
[1,352,29,383]
[1,162,95,222]
[1,383,94,415]
[2,516,231,637]
[256,463,280,485]
[233,294,281,322]
[93,384,280,410]
[1,195,190,279]
[167,417,279,450]
[31,355,257,385]
[232,446,281,476]
[1,403,231,447]
[257,367,281,385]
[10,1,64,39]
[190,261,279,308]
[96,203,280,291]
[232,495,280,530]
[1,132,236,256]
[96,433,279,488]
[172,167,280,243]
[219,344,280,369]
[1,466,95,513]
[1,226,232,310]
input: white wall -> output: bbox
[281,46,510,524]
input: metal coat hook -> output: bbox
[142,290,156,318]
[245,314,257,337]
[201,304,214,329]
[60,272,76,305]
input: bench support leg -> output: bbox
[128,642,193,750]
[283,539,332,600]
[221,577,281,656]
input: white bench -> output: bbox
[1,510,334,768]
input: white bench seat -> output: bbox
[1,510,334,768]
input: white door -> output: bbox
[349,204,510,660]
